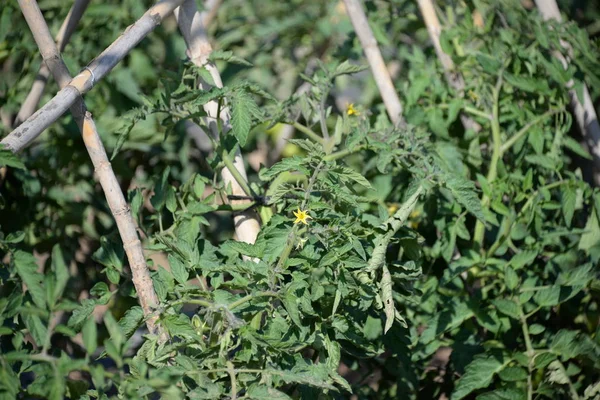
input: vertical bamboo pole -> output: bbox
[342,0,403,125]
[417,0,481,132]
[534,0,600,183]
[175,0,261,245]
[18,0,168,340]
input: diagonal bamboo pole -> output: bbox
[2,0,186,154]
[18,0,168,341]
[534,0,600,184]
[416,0,481,132]
[15,0,91,128]
[342,0,403,125]
[175,0,261,245]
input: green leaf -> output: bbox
[445,174,485,222]
[504,267,519,291]
[209,50,253,66]
[231,90,261,146]
[14,251,45,309]
[23,314,47,346]
[333,60,367,77]
[260,156,309,181]
[0,147,26,169]
[168,254,189,284]
[492,299,520,319]
[561,185,576,227]
[246,385,292,400]
[51,245,69,305]
[452,354,509,399]
[498,366,528,382]
[381,265,395,334]
[68,299,95,331]
[118,306,144,339]
[82,316,97,354]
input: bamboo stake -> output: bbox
[2,0,186,153]
[342,0,403,125]
[18,0,168,340]
[534,0,600,183]
[416,0,481,132]
[175,0,261,245]
[15,0,91,127]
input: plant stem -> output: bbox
[319,86,331,141]
[518,301,535,400]
[292,122,324,144]
[500,108,563,153]
[221,148,254,198]
[473,71,504,248]
[324,144,367,161]
[228,291,279,310]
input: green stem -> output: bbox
[473,72,504,248]
[435,103,491,120]
[500,108,563,154]
[292,122,324,144]
[518,301,535,400]
[228,291,279,310]
[319,86,330,140]
[324,144,367,161]
[221,147,254,198]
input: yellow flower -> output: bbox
[293,208,312,225]
[347,103,359,116]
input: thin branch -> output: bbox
[15,0,91,127]
[2,0,186,153]
[416,0,481,132]
[342,0,403,125]
[18,0,168,341]
[535,0,600,184]
[175,0,261,246]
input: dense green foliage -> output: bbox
[1,0,600,399]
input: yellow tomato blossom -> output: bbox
[293,208,312,225]
[346,103,359,116]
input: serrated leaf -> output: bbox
[14,251,45,309]
[231,90,261,146]
[452,354,510,399]
[168,254,189,284]
[333,60,367,77]
[446,174,485,221]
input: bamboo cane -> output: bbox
[175,0,261,245]
[15,0,91,127]
[2,0,186,154]
[534,0,600,183]
[342,0,403,125]
[18,0,168,340]
[416,0,481,132]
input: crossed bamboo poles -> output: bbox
[5,0,597,344]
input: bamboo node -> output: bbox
[95,160,111,172]
[113,205,131,217]
[82,66,96,87]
